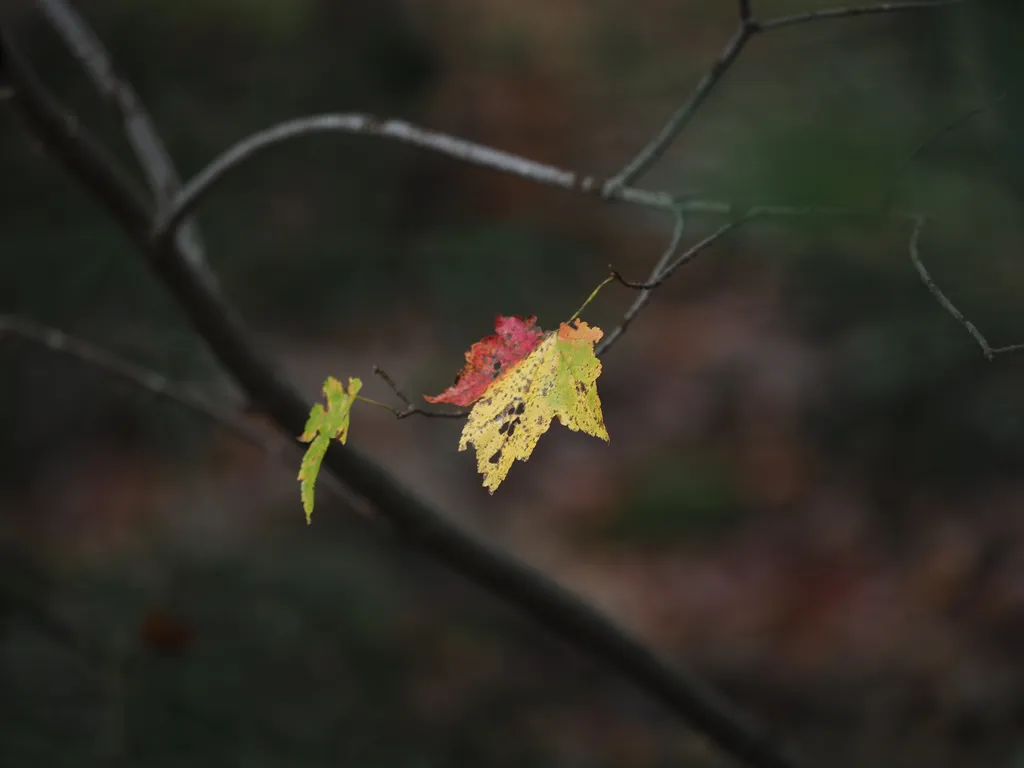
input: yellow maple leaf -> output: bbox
[459,319,608,493]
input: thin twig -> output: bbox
[907,217,1024,360]
[372,364,467,419]
[606,0,964,189]
[2,28,801,768]
[596,214,686,358]
[759,0,964,31]
[152,114,677,241]
[371,364,413,408]
[0,312,366,509]
[599,199,937,357]
[604,23,755,192]
[881,92,1006,211]
[611,216,752,292]
[677,200,917,219]
[0,313,261,445]
[35,0,212,285]
[649,216,752,283]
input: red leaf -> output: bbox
[425,315,546,406]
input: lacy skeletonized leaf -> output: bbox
[458,319,608,493]
[425,315,545,406]
[298,376,361,523]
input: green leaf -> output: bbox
[297,376,362,522]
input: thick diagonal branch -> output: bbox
[0,28,800,768]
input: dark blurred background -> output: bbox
[2,0,1024,766]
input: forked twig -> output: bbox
[372,364,467,419]
[611,217,753,292]
[606,0,965,190]
[599,214,757,357]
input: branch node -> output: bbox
[609,267,654,291]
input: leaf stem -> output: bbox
[354,394,401,413]
[567,274,616,324]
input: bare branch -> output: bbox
[595,214,686,358]
[372,364,413,409]
[371,365,468,420]
[759,0,964,32]
[907,217,1024,360]
[35,0,211,286]
[606,0,964,189]
[1,29,801,768]
[153,114,677,241]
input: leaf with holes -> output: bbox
[448,319,608,493]
[424,315,546,406]
[298,376,361,522]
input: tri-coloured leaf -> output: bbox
[453,319,608,493]
[424,315,545,406]
[298,376,361,522]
